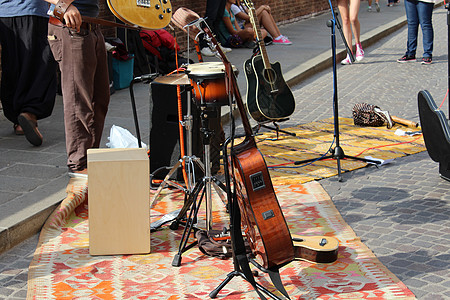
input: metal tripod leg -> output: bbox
[172,179,205,267]
[150,155,204,209]
[150,87,205,209]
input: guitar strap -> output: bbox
[267,268,290,299]
[81,15,141,30]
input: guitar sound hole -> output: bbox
[263,68,277,85]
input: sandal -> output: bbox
[13,124,24,135]
[17,113,43,146]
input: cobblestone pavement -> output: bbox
[1,6,450,300]
[286,8,450,300]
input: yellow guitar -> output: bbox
[292,235,339,263]
[107,0,172,29]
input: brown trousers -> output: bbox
[48,23,110,172]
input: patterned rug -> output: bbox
[256,117,425,185]
[27,177,416,299]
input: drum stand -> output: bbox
[171,104,227,267]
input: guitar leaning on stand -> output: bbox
[187,13,339,299]
[242,0,295,125]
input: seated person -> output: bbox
[217,0,267,48]
[231,0,292,45]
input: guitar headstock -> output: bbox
[242,0,254,10]
[242,0,256,21]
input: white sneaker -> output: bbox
[201,47,216,57]
[356,47,364,61]
[220,45,232,53]
[341,55,352,65]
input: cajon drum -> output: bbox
[87,148,150,255]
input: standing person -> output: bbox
[199,0,232,57]
[217,0,267,48]
[230,0,292,45]
[337,0,364,65]
[0,0,57,146]
[367,0,381,12]
[397,0,435,64]
[44,0,110,175]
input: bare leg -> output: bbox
[349,0,361,45]
[337,0,353,52]
[237,26,267,43]
[257,10,281,38]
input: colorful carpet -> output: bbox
[27,177,416,299]
[256,117,425,185]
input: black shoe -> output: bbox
[243,41,256,49]
[264,36,273,46]
[421,57,432,65]
[397,55,416,63]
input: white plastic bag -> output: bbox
[106,125,147,149]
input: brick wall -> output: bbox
[99,0,334,51]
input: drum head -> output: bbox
[187,62,238,81]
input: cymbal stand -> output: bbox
[150,84,204,209]
[171,88,228,267]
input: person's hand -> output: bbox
[261,5,271,14]
[63,4,82,32]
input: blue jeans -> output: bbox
[404,0,434,58]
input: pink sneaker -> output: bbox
[341,55,352,65]
[273,36,292,45]
[356,47,364,61]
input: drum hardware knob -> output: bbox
[155,4,160,9]
[162,0,168,3]
[159,14,164,19]
[167,8,171,13]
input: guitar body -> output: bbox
[292,235,339,263]
[251,55,295,121]
[232,138,295,269]
[244,58,265,123]
[107,0,172,29]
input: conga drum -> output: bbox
[187,62,238,106]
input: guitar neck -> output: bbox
[203,27,255,140]
[246,4,270,69]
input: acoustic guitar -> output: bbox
[242,0,295,123]
[106,0,172,29]
[292,235,339,263]
[202,26,295,270]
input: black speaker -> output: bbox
[149,81,224,181]
[149,82,191,180]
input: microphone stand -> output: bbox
[446,3,450,119]
[293,2,381,182]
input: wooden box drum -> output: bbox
[187,62,238,106]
